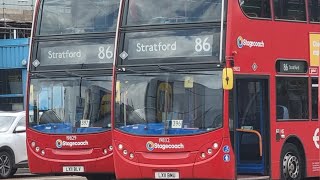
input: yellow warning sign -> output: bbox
[310,33,320,66]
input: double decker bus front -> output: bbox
[27,0,119,178]
[113,0,235,179]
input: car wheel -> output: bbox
[0,151,15,178]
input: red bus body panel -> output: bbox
[27,129,114,174]
[226,1,320,179]
[113,129,235,179]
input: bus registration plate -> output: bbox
[63,166,84,172]
[155,172,179,179]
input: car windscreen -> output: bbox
[0,116,15,132]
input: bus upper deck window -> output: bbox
[239,0,271,19]
[126,0,222,26]
[309,0,320,22]
[273,0,306,21]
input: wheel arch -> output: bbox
[281,135,306,178]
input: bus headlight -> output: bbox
[118,144,123,150]
[129,153,134,159]
[213,143,219,149]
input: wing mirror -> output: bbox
[15,126,26,133]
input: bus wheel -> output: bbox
[281,143,303,180]
[0,151,14,178]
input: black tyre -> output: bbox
[0,151,15,179]
[10,168,17,176]
[280,143,304,180]
[86,174,116,180]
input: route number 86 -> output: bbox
[98,46,113,60]
[195,37,211,52]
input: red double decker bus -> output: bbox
[112,0,320,179]
[26,0,119,179]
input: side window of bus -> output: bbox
[308,0,320,22]
[239,0,271,18]
[276,77,308,120]
[312,78,318,120]
[273,0,306,21]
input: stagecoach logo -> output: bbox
[313,128,319,149]
[146,141,185,151]
[55,139,89,149]
[237,36,265,49]
[146,141,155,151]
[56,139,63,148]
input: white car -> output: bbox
[0,111,27,179]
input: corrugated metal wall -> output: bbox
[0,38,29,110]
[0,38,29,69]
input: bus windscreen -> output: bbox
[29,76,112,134]
[38,0,119,35]
[115,71,223,136]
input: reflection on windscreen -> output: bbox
[126,0,222,25]
[115,71,223,136]
[29,77,112,134]
[0,116,15,132]
[39,0,119,35]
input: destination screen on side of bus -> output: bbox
[29,76,113,134]
[125,0,222,25]
[119,29,221,64]
[115,71,223,136]
[38,0,119,35]
[34,38,115,67]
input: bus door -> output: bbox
[234,78,269,175]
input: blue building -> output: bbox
[0,38,29,111]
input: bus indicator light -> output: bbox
[103,149,108,155]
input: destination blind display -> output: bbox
[277,60,307,74]
[126,35,215,60]
[40,43,115,66]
